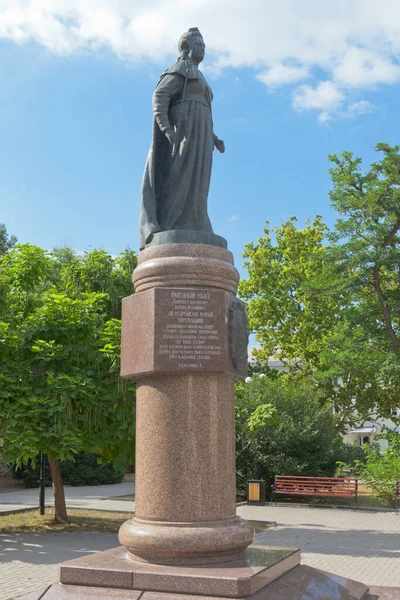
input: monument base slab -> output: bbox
[58,546,300,597]
[18,546,372,600]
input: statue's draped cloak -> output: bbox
[140,60,215,249]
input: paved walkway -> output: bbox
[0,483,136,514]
[0,532,118,600]
[0,483,135,599]
[238,504,400,588]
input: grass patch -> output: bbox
[0,509,273,535]
[313,484,390,509]
[0,508,133,533]
[110,494,135,501]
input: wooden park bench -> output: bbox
[271,475,359,508]
[396,480,400,512]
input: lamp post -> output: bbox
[39,450,45,515]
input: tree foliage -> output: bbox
[316,143,400,422]
[0,243,137,521]
[240,143,400,425]
[235,375,349,490]
[12,452,125,488]
[327,142,400,355]
[239,215,337,371]
[0,223,17,255]
[338,437,400,507]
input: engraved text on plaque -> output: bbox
[154,288,226,372]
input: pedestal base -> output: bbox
[59,545,300,597]
[18,546,372,600]
[119,516,254,565]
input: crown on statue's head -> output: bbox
[178,27,203,54]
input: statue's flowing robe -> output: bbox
[140,61,215,249]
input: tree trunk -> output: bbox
[48,456,68,522]
[373,264,399,351]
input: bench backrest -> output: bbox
[275,475,357,495]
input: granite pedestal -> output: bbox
[119,242,253,566]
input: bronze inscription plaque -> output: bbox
[154,288,226,372]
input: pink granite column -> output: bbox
[119,244,254,565]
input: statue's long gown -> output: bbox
[140,61,215,249]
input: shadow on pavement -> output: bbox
[0,532,118,564]
[255,525,400,558]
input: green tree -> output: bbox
[59,248,136,319]
[0,223,17,255]
[316,143,400,422]
[239,216,337,372]
[0,244,137,521]
[328,143,400,352]
[239,143,400,426]
[235,375,344,491]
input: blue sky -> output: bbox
[2,1,400,274]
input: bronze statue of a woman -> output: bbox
[140,28,225,249]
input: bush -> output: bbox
[334,437,400,507]
[356,443,400,507]
[11,457,52,488]
[235,375,344,490]
[61,453,124,486]
[12,453,124,488]
[334,442,370,477]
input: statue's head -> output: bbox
[178,27,205,64]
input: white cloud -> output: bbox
[293,81,345,112]
[229,214,239,222]
[1,1,400,119]
[344,100,377,117]
[257,64,309,87]
[333,48,400,88]
[318,111,332,124]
